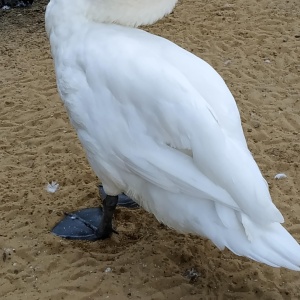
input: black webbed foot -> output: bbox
[51,186,139,241]
[52,207,107,241]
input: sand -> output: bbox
[0,0,300,299]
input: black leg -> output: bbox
[95,195,118,239]
[98,185,139,209]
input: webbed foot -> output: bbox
[51,186,138,240]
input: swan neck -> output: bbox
[46,0,178,34]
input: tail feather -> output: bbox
[224,221,300,271]
[128,179,300,271]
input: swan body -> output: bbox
[46,0,300,270]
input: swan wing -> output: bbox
[55,26,283,225]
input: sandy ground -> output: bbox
[1,0,300,299]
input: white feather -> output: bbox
[274,173,288,180]
[45,0,300,270]
[46,181,59,193]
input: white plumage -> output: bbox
[45,0,300,270]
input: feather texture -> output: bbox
[46,0,300,270]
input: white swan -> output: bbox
[45,0,300,270]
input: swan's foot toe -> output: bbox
[51,207,111,241]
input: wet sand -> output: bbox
[1,0,300,299]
